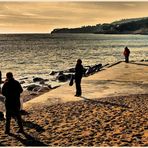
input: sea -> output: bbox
[0,33,148,87]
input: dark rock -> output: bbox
[37,86,50,92]
[50,71,57,75]
[27,84,40,91]
[85,64,102,76]
[32,86,42,92]
[33,77,44,82]
[20,80,25,84]
[48,85,52,89]
[19,77,28,80]
[39,79,49,85]
[56,72,71,82]
[57,75,66,82]
[44,79,49,82]
[39,80,45,85]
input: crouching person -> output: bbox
[2,72,24,134]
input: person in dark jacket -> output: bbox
[2,72,24,134]
[123,46,130,63]
[75,59,84,97]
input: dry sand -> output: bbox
[0,94,147,146]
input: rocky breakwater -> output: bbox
[50,63,103,82]
[22,63,103,104]
[0,63,103,113]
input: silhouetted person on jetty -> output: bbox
[75,59,84,97]
[2,72,24,134]
[123,46,130,63]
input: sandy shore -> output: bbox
[0,94,147,146]
[0,61,147,146]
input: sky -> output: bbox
[0,1,148,33]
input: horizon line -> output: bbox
[0,32,51,34]
[1,0,148,1]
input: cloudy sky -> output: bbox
[0,1,148,33]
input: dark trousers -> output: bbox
[5,109,24,133]
[125,56,129,63]
[75,78,82,96]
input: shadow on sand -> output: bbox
[23,120,45,133]
[130,62,148,66]
[9,132,47,146]
[81,96,129,108]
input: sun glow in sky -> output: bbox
[0,1,148,33]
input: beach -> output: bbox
[0,61,147,146]
[0,94,147,146]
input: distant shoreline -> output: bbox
[0,33,148,35]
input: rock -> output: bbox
[48,85,52,89]
[27,84,40,91]
[44,79,49,82]
[58,75,67,82]
[85,66,93,75]
[50,71,58,75]
[19,77,28,80]
[32,86,42,92]
[39,79,49,84]
[56,72,71,82]
[37,86,50,92]
[85,64,102,76]
[39,80,45,85]
[20,80,25,84]
[33,77,44,82]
